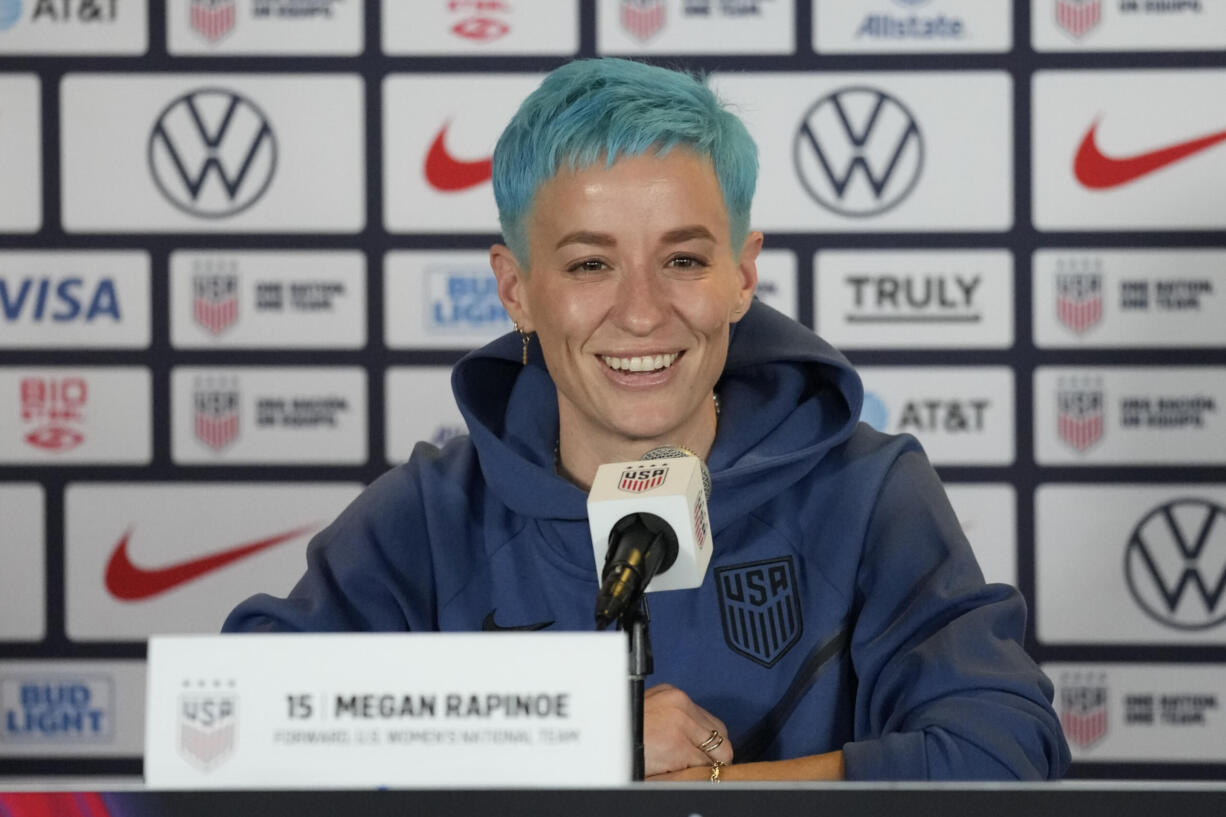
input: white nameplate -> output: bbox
[145,633,631,788]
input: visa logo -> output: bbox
[0,277,121,322]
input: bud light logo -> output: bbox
[425,268,510,333]
[619,465,668,493]
[0,676,114,743]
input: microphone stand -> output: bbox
[620,598,652,782]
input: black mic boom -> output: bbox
[594,512,679,630]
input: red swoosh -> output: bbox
[424,122,493,192]
[1074,119,1226,189]
[104,523,318,601]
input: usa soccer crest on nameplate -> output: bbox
[178,680,238,772]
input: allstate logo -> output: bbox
[0,0,22,31]
[860,391,889,431]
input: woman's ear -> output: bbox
[490,244,533,331]
[733,231,763,320]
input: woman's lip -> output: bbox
[597,351,684,387]
[597,350,683,359]
[600,362,679,388]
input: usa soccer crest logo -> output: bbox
[190,0,236,43]
[693,499,709,551]
[1055,0,1102,40]
[1057,377,1104,452]
[193,377,240,451]
[619,464,668,493]
[1059,673,1108,750]
[1056,266,1103,335]
[193,274,239,335]
[716,557,803,668]
[621,0,665,41]
[178,682,238,771]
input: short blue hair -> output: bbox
[493,58,758,266]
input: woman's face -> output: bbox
[492,150,761,458]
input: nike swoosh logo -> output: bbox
[424,122,493,192]
[1074,119,1226,189]
[104,523,319,601]
[481,610,553,632]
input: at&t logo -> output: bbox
[0,0,21,31]
[1125,498,1226,630]
[148,88,277,218]
[794,87,924,217]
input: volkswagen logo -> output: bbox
[147,88,277,219]
[793,86,924,218]
[1125,498,1226,631]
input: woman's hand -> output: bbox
[647,751,847,782]
[642,683,734,777]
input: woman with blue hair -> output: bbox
[227,58,1069,782]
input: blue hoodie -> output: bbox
[224,301,1070,781]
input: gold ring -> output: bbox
[698,729,724,753]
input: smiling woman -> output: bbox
[490,151,760,489]
[225,58,1070,784]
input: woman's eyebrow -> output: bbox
[555,230,616,250]
[660,225,717,245]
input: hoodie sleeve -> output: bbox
[222,460,440,633]
[839,448,1071,780]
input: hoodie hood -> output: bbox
[452,300,863,532]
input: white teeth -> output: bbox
[601,352,680,373]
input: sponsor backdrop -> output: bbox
[0,0,1223,781]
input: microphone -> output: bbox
[588,446,713,630]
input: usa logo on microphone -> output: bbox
[618,465,667,493]
[693,498,708,550]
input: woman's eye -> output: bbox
[567,258,607,273]
[668,255,707,269]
